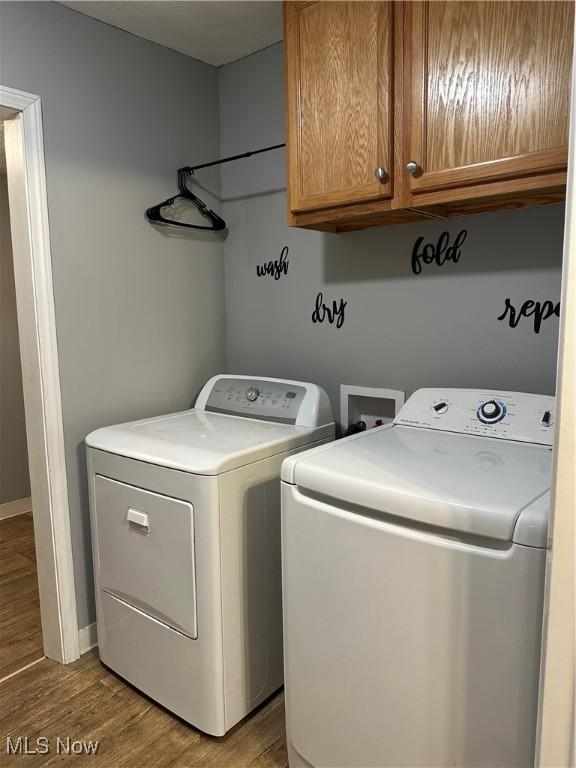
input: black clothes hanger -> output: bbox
[145,168,226,231]
[145,143,286,232]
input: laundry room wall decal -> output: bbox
[411,230,468,275]
[256,246,290,280]
[497,298,561,334]
[312,292,347,329]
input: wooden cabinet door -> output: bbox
[285,1,394,213]
[406,1,573,196]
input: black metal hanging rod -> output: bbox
[146,143,286,232]
[180,142,286,174]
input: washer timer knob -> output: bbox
[245,385,260,402]
[433,401,448,414]
[477,399,507,424]
[481,401,501,419]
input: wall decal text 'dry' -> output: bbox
[498,298,560,334]
[411,230,468,275]
[312,292,347,329]
[256,246,289,280]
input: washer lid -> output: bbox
[285,425,553,543]
[86,409,330,475]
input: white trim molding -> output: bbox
[536,23,576,768]
[0,497,33,520]
[78,622,98,655]
[1,85,80,664]
[0,86,35,113]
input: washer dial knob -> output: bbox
[245,385,260,402]
[477,399,507,424]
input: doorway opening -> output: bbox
[0,123,42,678]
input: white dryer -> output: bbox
[281,388,554,768]
[86,375,333,736]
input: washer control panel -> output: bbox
[195,375,334,427]
[395,388,555,445]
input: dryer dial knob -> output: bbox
[245,386,260,402]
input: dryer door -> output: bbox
[94,475,197,638]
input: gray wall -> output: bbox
[0,12,565,630]
[0,2,226,627]
[219,43,563,426]
[0,171,31,504]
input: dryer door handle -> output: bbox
[127,508,150,533]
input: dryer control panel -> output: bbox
[195,375,334,428]
[394,388,555,445]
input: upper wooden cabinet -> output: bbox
[284,0,574,232]
[285,1,395,211]
[407,1,573,194]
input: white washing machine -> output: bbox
[281,388,555,768]
[86,374,334,736]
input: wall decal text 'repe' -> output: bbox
[497,298,560,334]
[312,292,347,329]
[411,230,468,275]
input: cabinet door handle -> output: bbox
[406,161,421,175]
[374,166,388,183]
[127,508,150,533]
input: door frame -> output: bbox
[536,16,576,765]
[1,85,79,664]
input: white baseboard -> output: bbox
[78,622,98,654]
[0,496,32,520]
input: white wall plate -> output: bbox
[340,385,405,431]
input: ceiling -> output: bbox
[60,1,283,66]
